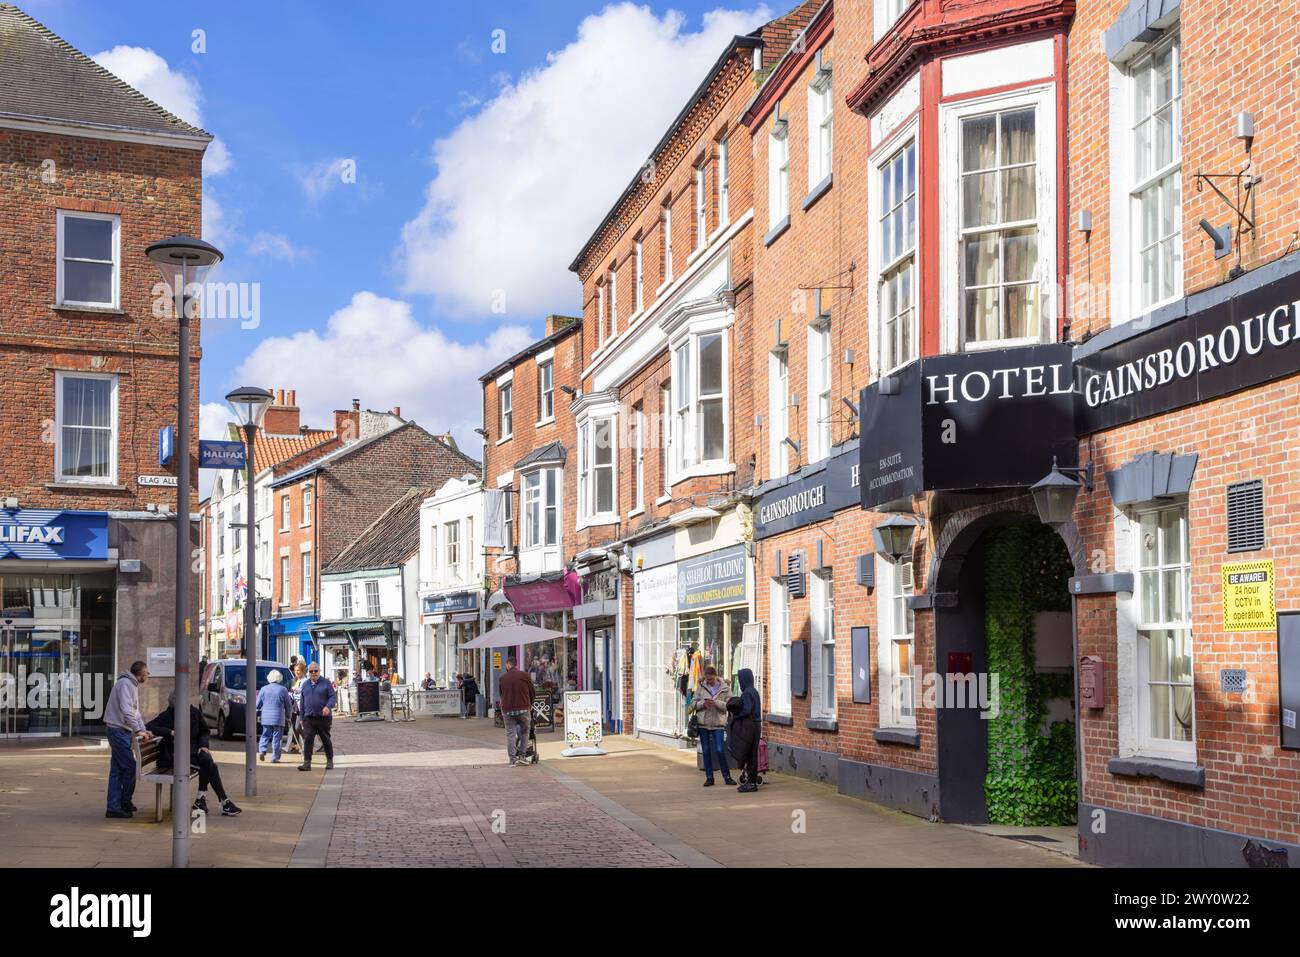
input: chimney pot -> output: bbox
[352,399,360,412]
[288,390,296,406]
[391,407,400,418]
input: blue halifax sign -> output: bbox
[199,440,247,470]
[0,510,108,560]
[158,425,174,467]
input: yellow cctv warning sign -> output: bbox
[1222,560,1275,632]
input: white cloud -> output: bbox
[90,45,231,176]
[232,292,535,452]
[247,231,311,264]
[198,402,233,501]
[202,191,233,251]
[294,157,355,203]
[396,2,772,318]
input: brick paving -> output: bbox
[321,718,682,868]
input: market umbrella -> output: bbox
[459,622,567,650]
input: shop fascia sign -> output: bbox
[1076,268,1300,433]
[422,592,478,616]
[0,509,109,560]
[677,544,747,612]
[859,343,1078,510]
[755,445,860,540]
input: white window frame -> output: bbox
[659,381,672,500]
[522,467,561,548]
[281,494,290,532]
[695,162,708,250]
[1132,501,1195,761]
[768,578,792,716]
[577,412,618,526]
[877,558,916,728]
[768,122,790,229]
[364,579,381,618]
[870,122,920,376]
[662,201,674,285]
[667,324,730,483]
[301,484,313,526]
[634,237,645,314]
[806,318,833,463]
[300,551,313,606]
[53,371,119,485]
[56,209,120,309]
[280,555,290,607]
[717,137,731,228]
[499,382,513,439]
[939,84,1057,354]
[445,520,461,580]
[537,359,555,424]
[807,71,834,189]
[874,0,915,41]
[340,581,354,619]
[428,525,440,578]
[1129,33,1183,317]
[768,349,790,479]
[809,570,836,720]
[631,404,645,514]
[608,267,618,339]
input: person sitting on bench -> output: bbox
[146,693,242,817]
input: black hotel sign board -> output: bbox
[859,343,1077,509]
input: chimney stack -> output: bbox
[391,406,401,418]
[545,314,577,336]
[261,387,301,436]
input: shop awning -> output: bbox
[504,571,582,612]
[459,623,566,650]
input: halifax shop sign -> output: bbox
[853,264,1300,511]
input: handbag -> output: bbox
[757,737,769,773]
[687,711,700,738]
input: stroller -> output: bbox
[523,718,540,764]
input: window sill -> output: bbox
[670,462,736,487]
[1108,755,1205,788]
[495,436,512,446]
[655,278,673,297]
[763,216,790,248]
[52,303,125,316]
[801,174,833,212]
[576,514,619,532]
[535,416,556,428]
[874,727,921,747]
[653,494,672,506]
[46,481,126,491]
[765,712,793,726]
[298,522,312,529]
[805,717,838,732]
[687,244,707,267]
[627,507,645,519]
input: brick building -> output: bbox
[0,4,212,733]
[268,420,480,666]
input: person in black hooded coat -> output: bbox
[726,668,763,792]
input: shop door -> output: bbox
[0,622,70,736]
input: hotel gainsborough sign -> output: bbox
[859,344,1078,509]
[755,445,860,540]
[1076,267,1300,433]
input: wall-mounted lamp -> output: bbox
[1199,219,1233,260]
[1236,111,1255,149]
[781,437,801,458]
[1030,457,1095,526]
[473,427,489,439]
[841,396,859,417]
[873,514,919,564]
[1077,210,1093,234]
[560,385,577,396]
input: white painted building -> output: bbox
[417,474,487,689]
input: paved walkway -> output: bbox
[0,716,1088,867]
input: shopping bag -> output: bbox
[757,737,769,773]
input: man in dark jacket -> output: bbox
[146,694,242,817]
[498,656,536,766]
[297,661,338,771]
[460,673,480,719]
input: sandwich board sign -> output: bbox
[561,690,606,757]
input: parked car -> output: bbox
[199,659,293,740]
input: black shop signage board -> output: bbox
[859,343,1077,509]
[1076,268,1300,434]
[354,680,381,715]
[754,445,861,540]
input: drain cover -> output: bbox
[1004,834,1060,843]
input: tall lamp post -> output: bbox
[226,386,274,797]
[146,235,223,869]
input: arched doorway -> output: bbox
[928,498,1083,825]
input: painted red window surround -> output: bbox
[858,1,1074,356]
[741,2,835,129]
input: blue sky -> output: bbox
[23,0,775,455]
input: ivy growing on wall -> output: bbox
[983,523,1077,826]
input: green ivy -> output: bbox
[982,523,1078,826]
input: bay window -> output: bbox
[522,469,559,549]
[578,417,616,523]
[878,139,917,372]
[55,372,117,483]
[669,331,727,478]
[1131,35,1182,312]
[1135,503,1194,757]
[57,210,119,309]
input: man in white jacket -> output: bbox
[104,661,153,819]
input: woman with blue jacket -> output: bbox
[256,670,293,763]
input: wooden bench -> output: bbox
[132,735,198,823]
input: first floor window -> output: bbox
[662,201,674,283]
[365,579,381,618]
[499,383,513,438]
[1135,503,1194,754]
[301,551,312,604]
[217,570,226,613]
[579,418,615,519]
[808,321,832,461]
[769,350,789,479]
[538,360,554,421]
[670,332,727,477]
[1131,35,1182,311]
[769,124,790,228]
[959,105,1039,346]
[810,571,835,719]
[522,469,559,547]
[879,139,917,372]
[632,405,644,511]
[769,579,791,716]
[879,558,916,726]
[341,582,354,619]
[660,382,671,497]
[280,556,290,605]
[57,210,119,308]
[56,372,117,483]
[445,521,461,578]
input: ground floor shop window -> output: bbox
[679,607,749,691]
[1134,503,1195,757]
[877,558,916,727]
[634,616,680,736]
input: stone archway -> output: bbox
[923,495,1085,825]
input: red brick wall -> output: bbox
[0,128,204,511]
